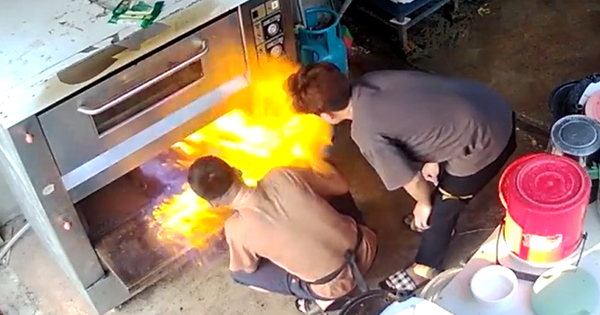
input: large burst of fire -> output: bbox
[152,59,332,248]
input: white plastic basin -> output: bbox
[470,265,518,308]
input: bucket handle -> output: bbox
[494,221,588,282]
[303,7,341,35]
[301,45,327,62]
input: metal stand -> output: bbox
[355,0,459,53]
[588,163,600,180]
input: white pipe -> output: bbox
[0,143,32,262]
[0,223,30,261]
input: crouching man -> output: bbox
[187,156,378,315]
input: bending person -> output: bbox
[187,156,377,314]
[285,62,516,295]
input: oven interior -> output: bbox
[74,151,193,292]
[72,88,247,292]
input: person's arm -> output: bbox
[421,162,440,186]
[224,216,259,273]
[357,134,435,230]
[404,171,434,205]
[358,134,432,203]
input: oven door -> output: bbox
[39,11,249,201]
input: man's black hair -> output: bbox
[187,156,236,202]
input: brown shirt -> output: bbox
[350,70,514,191]
[224,166,377,299]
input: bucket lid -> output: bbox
[498,153,544,208]
[502,154,590,215]
[550,114,600,157]
[530,266,599,315]
[585,89,600,122]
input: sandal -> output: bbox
[403,214,456,236]
[295,299,323,315]
[378,269,430,297]
[295,299,344,315]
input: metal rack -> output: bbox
[355,0,458,52]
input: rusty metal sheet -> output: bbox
[94,211,189,289]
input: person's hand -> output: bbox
[421,162,440,186]
[412,201,432,231]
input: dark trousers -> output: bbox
[231,258,321,300]
[326,192,366,225]
[230,192,365,299]
[414,125,517,269]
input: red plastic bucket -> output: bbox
[499,153,590,265]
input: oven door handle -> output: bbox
[77,38,209,116]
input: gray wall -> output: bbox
[0,175,20,226]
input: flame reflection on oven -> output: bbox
[151,59,332,248]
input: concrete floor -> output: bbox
[1,0,597,314]
[412,0,600,126]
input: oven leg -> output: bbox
[399,26,414,53]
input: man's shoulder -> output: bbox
[224,213,243,233]
[263,166,307,181]
[259,167,315,192]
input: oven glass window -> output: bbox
[93,60,204,135]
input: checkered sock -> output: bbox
[383,270,417,292]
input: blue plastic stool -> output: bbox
[298,7,348,75]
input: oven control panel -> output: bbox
[250,0,287,63]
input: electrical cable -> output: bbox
[0,223,30,261]
[0,143,33,263]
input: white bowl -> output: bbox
[470,265,518,308]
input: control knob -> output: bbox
[266,23,280,36]
[269,45,283,57]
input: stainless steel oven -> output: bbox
[40,11,248,204]
[4,0,298,313]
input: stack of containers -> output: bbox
[547,74,600,204]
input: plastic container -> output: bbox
[548,80,580,124]
[298,7,348,75]
[419,267,463,302]
[584,89,600,122]
[338,290,396,315]
[470,265,518,309]
[550,115,600,162]
[499,153,591,265]
[378,297,456,315]
[549,114,600,202]
[548,75,600,124]
[530,266,599,315]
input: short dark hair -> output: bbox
[286,62,351,115]
[187,156,236,202]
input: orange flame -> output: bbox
[152,59,332,248]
